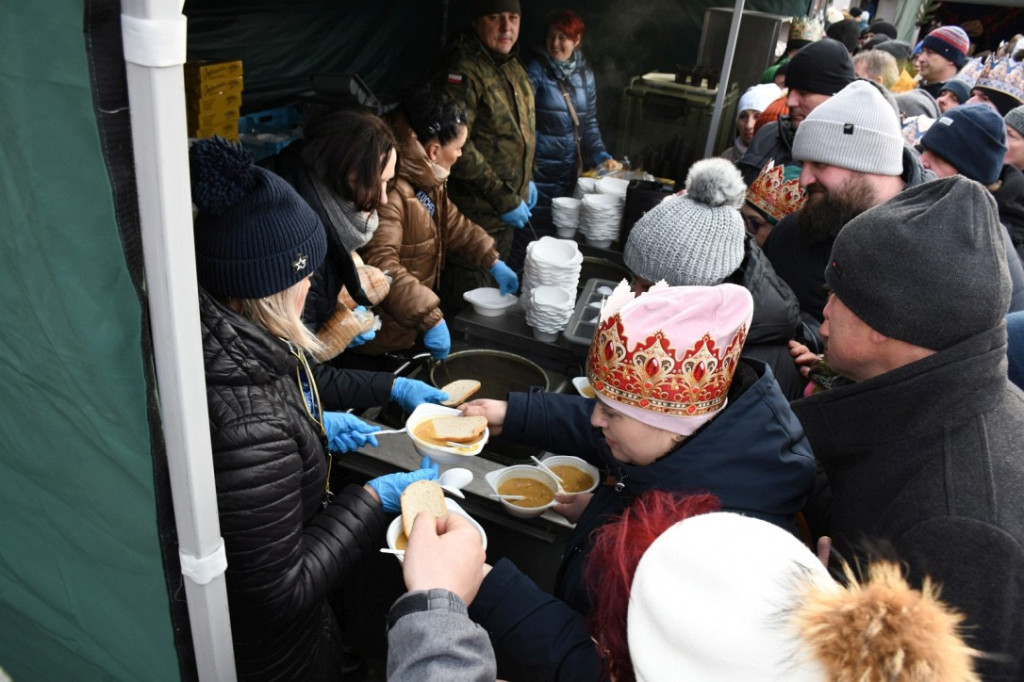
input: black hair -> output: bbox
[400,83,467,147]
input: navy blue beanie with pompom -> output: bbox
[189,137,326,299]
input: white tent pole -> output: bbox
[119,1,236,679]
[704,0,746,159]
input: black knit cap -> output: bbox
[470,0,519,17]
[786,39,856,95]
[826,176,1011,350]
[189,137,327,300]
[826,19,861,54]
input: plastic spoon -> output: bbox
[489,493,526,501]
[531,456,564,485]
[373,428,407,436]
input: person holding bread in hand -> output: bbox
[189,137,445,681]
[460,281,816,679]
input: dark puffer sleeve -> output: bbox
[212,409,386,623]
[313,363,394,412]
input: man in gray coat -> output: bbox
[794,176,1024,680]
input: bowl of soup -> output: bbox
[484,465,560,518]
[540,455,600,495]
[405,403,489,464]
[385,498,487,563]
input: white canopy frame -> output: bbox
[119,1,237,679]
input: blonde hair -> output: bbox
[854,50,899,90]
[234,280,326,356]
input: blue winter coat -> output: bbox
[468,360,816,681]
[526,48,609,227]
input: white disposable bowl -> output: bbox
[555,226,578,239]
[529,236,581,266]
[532,329,559,342]
[586,238,613,249]
[405,403,488,464]
[386,498,487,562]
[530,285,573,308]
[541,455,600,495]
[463,287,518,317]
[572,376,596,398]
[485,465,560,518]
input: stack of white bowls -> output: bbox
[595,176,629,199]
[572,176,597,199]
[521,236,582,323]
[525,285,575,342]
[579,193,623,248]
[551,197,582,238]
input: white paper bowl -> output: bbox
[405,403,488,464]
[540,455,600,495]
[386,498,487,562]
[529,236,581,266]
[530,285,574,309]
[572,376,596,398]
[484,465,560,518]
[463,287,518,317]
[555,226,578,239]
[586,238,613,248]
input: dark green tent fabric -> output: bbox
[0,4,179,680]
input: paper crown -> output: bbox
[973,54,1024,104]
[745,161,807,224]
[788,16,824,43]
[956,57,985,87]
[586,282,753,436]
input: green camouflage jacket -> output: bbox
[435,31,536,231]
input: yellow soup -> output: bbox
[580,384,595,398]
[498,477,555,508]
[550,465,594,493]
[395,531,409,550]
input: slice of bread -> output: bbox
[440,379,482,406]
[431,415,488,443]
[401,479,448,538]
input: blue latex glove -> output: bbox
[489,260,519,296]
[346,306,376,348]
[593,151,613,167]
[367,456,440,512]
[391,377,449,412]
[499,200,531,229]
[323,411,380,453]
[423,320,451,360]
[527,181,538,209]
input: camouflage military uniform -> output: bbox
[435,30,536,312]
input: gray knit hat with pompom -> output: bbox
[624,158,746,286]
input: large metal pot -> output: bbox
[428,349,550,398]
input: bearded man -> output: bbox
[762,81,931,331]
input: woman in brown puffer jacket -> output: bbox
[358,85,519,359]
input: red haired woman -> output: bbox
[526,9,620,236]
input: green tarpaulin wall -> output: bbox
[0,1,807,679]
[0,4,179,681]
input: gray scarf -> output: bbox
[309,170,379,252]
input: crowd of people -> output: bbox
[186,0,1024,679]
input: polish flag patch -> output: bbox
[446,73,465,85]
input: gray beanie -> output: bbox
[792,80,903,175]
[1005,104,1024,136]
[826,176,1010,350]
[624,158,746,286]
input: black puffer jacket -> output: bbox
[736,118,796,185]
[200,289,387,681]
[994,163,1024,262]
[728,235,804,399]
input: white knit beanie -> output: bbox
[629,513,836,682]
[624,159,746,286]
[791,80,904,175]
[738,83,783,116]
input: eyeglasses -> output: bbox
[291,344,334,507]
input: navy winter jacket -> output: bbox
[469,360,816,681]
[526,48,609,226]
